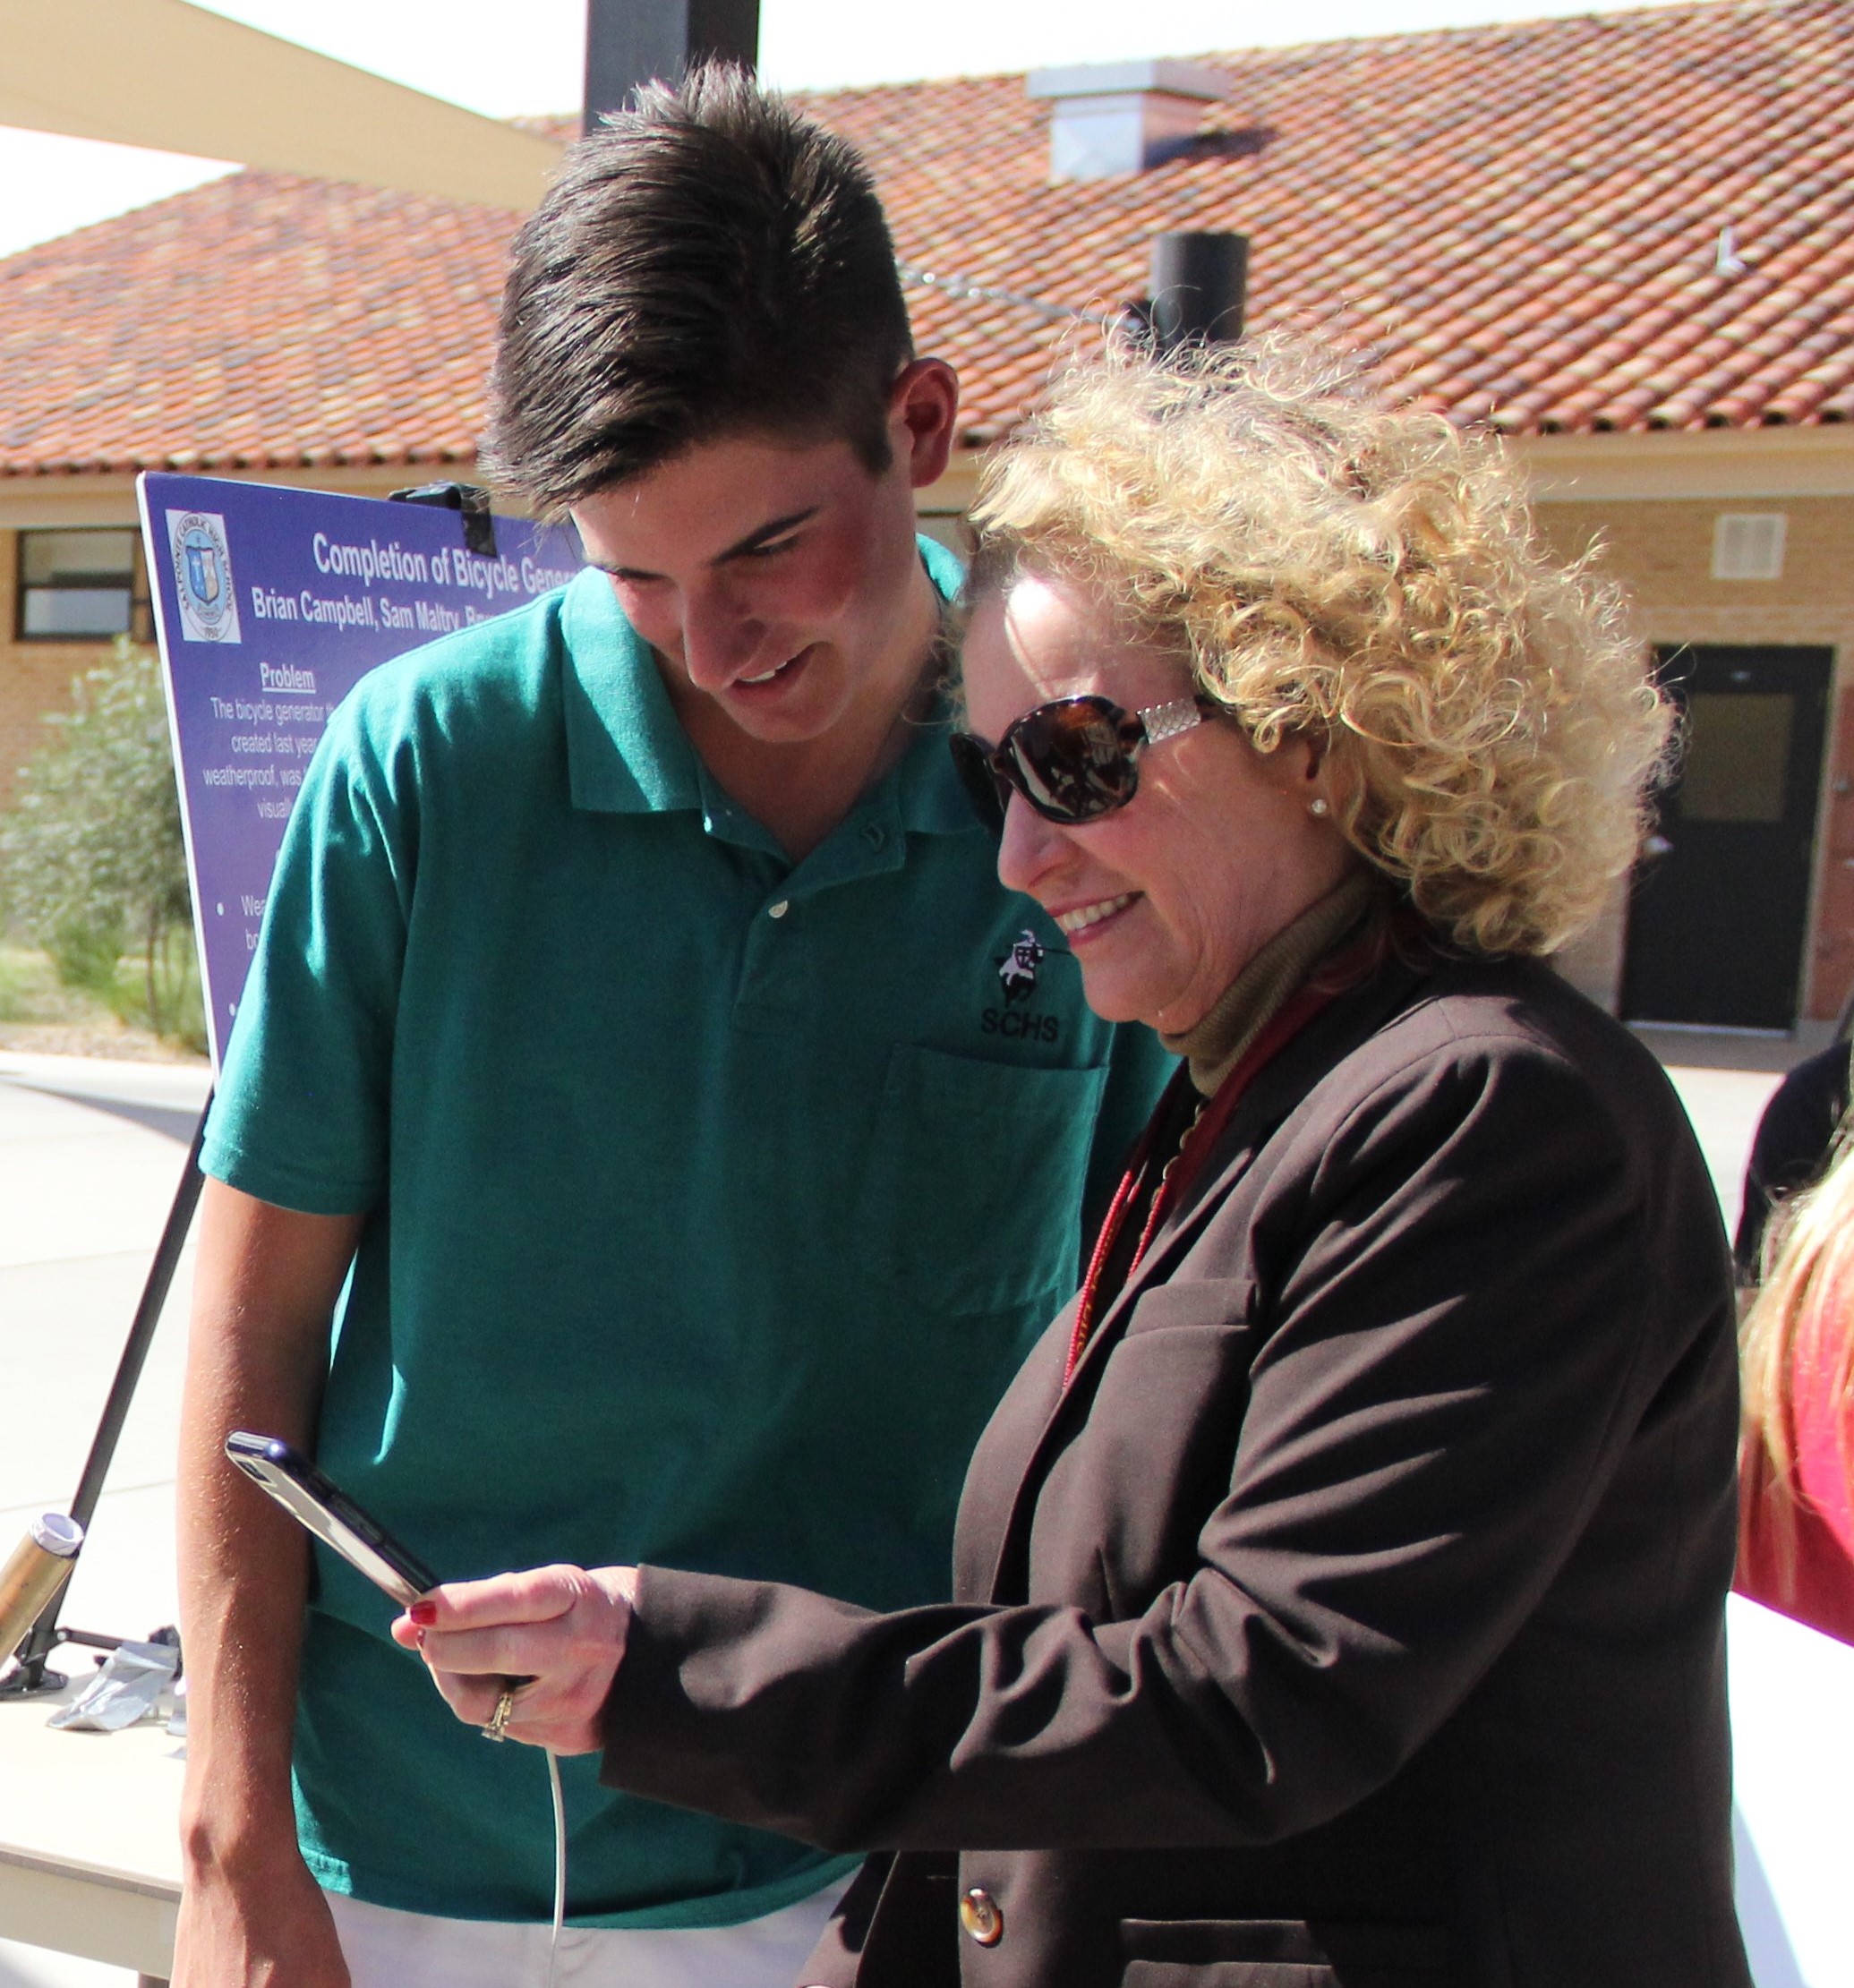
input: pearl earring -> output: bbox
[1308,798,1330,817]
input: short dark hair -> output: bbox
[483,64,914,514]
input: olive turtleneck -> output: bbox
[1160,869,1378,1097]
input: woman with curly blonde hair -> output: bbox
[1739,1131,1854,1643]
[397,342,1750,1988]
[959,337,1669,955]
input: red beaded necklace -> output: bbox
[1062,977,1343,1389]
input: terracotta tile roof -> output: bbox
[816,0,1854,442]
[2,0,1850,477]
[0,172,517,477]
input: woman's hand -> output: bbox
[389,1564,637,1755]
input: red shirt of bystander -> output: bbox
[1737,1361,1854,1647]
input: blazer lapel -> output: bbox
[983,952,1428,1604]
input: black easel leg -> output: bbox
[0,1095,212,1697]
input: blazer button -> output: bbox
[959,1887,1004,1946]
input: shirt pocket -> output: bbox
[1121,1917,1450,1987]
[856,1045,1107,1317]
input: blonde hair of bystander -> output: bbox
[1741,1130,1854,1592]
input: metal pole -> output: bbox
[583,0,760,132]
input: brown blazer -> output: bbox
[601,948,1752,1988]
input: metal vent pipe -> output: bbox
[584,0,761,132]
[1147,232,1249,347]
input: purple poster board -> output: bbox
[138,473,584,1067]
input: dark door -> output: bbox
[1622,644,1831,1029]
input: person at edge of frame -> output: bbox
[171,66,1173,1988]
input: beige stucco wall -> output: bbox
[1538,495,1854,648]
[1536,493,1854,1025]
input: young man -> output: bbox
[173,68,1169,1988]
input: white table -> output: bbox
[0,1683,180,1984]
[1728,1593,1854,1988]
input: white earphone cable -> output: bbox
[544,1748,567,1988]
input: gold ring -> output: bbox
[484,1685,517,1743]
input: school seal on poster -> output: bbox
[167,508,242,644]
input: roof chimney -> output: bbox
[584,0,760,132]
[1026,59,1226,182]
[1148,232,1249,347]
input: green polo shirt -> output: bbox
[202,548,1173,1927]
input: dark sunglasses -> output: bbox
[950,694,1213,832]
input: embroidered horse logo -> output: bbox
[995,929,1046,1006]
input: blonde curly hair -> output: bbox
[966,337,1673,956]
[1741,1127,1854,1595]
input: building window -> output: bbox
[16,529,150,641]
[1712,513,1787,582]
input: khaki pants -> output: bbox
[326,1874,850,1988]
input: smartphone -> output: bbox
[225,1431,438,1608]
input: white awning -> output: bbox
[0,0,564,210]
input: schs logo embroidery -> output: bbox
[167,509,243,644]
[996,929,1046,1004]
[983,928,1061,1042]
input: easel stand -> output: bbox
[0,1099,211,1699]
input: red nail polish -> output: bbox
[409,1600,438,1626]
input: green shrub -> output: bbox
[0,638,199,1042]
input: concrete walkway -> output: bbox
[0,1054,207,1988]
[0,1040,1812,1987]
